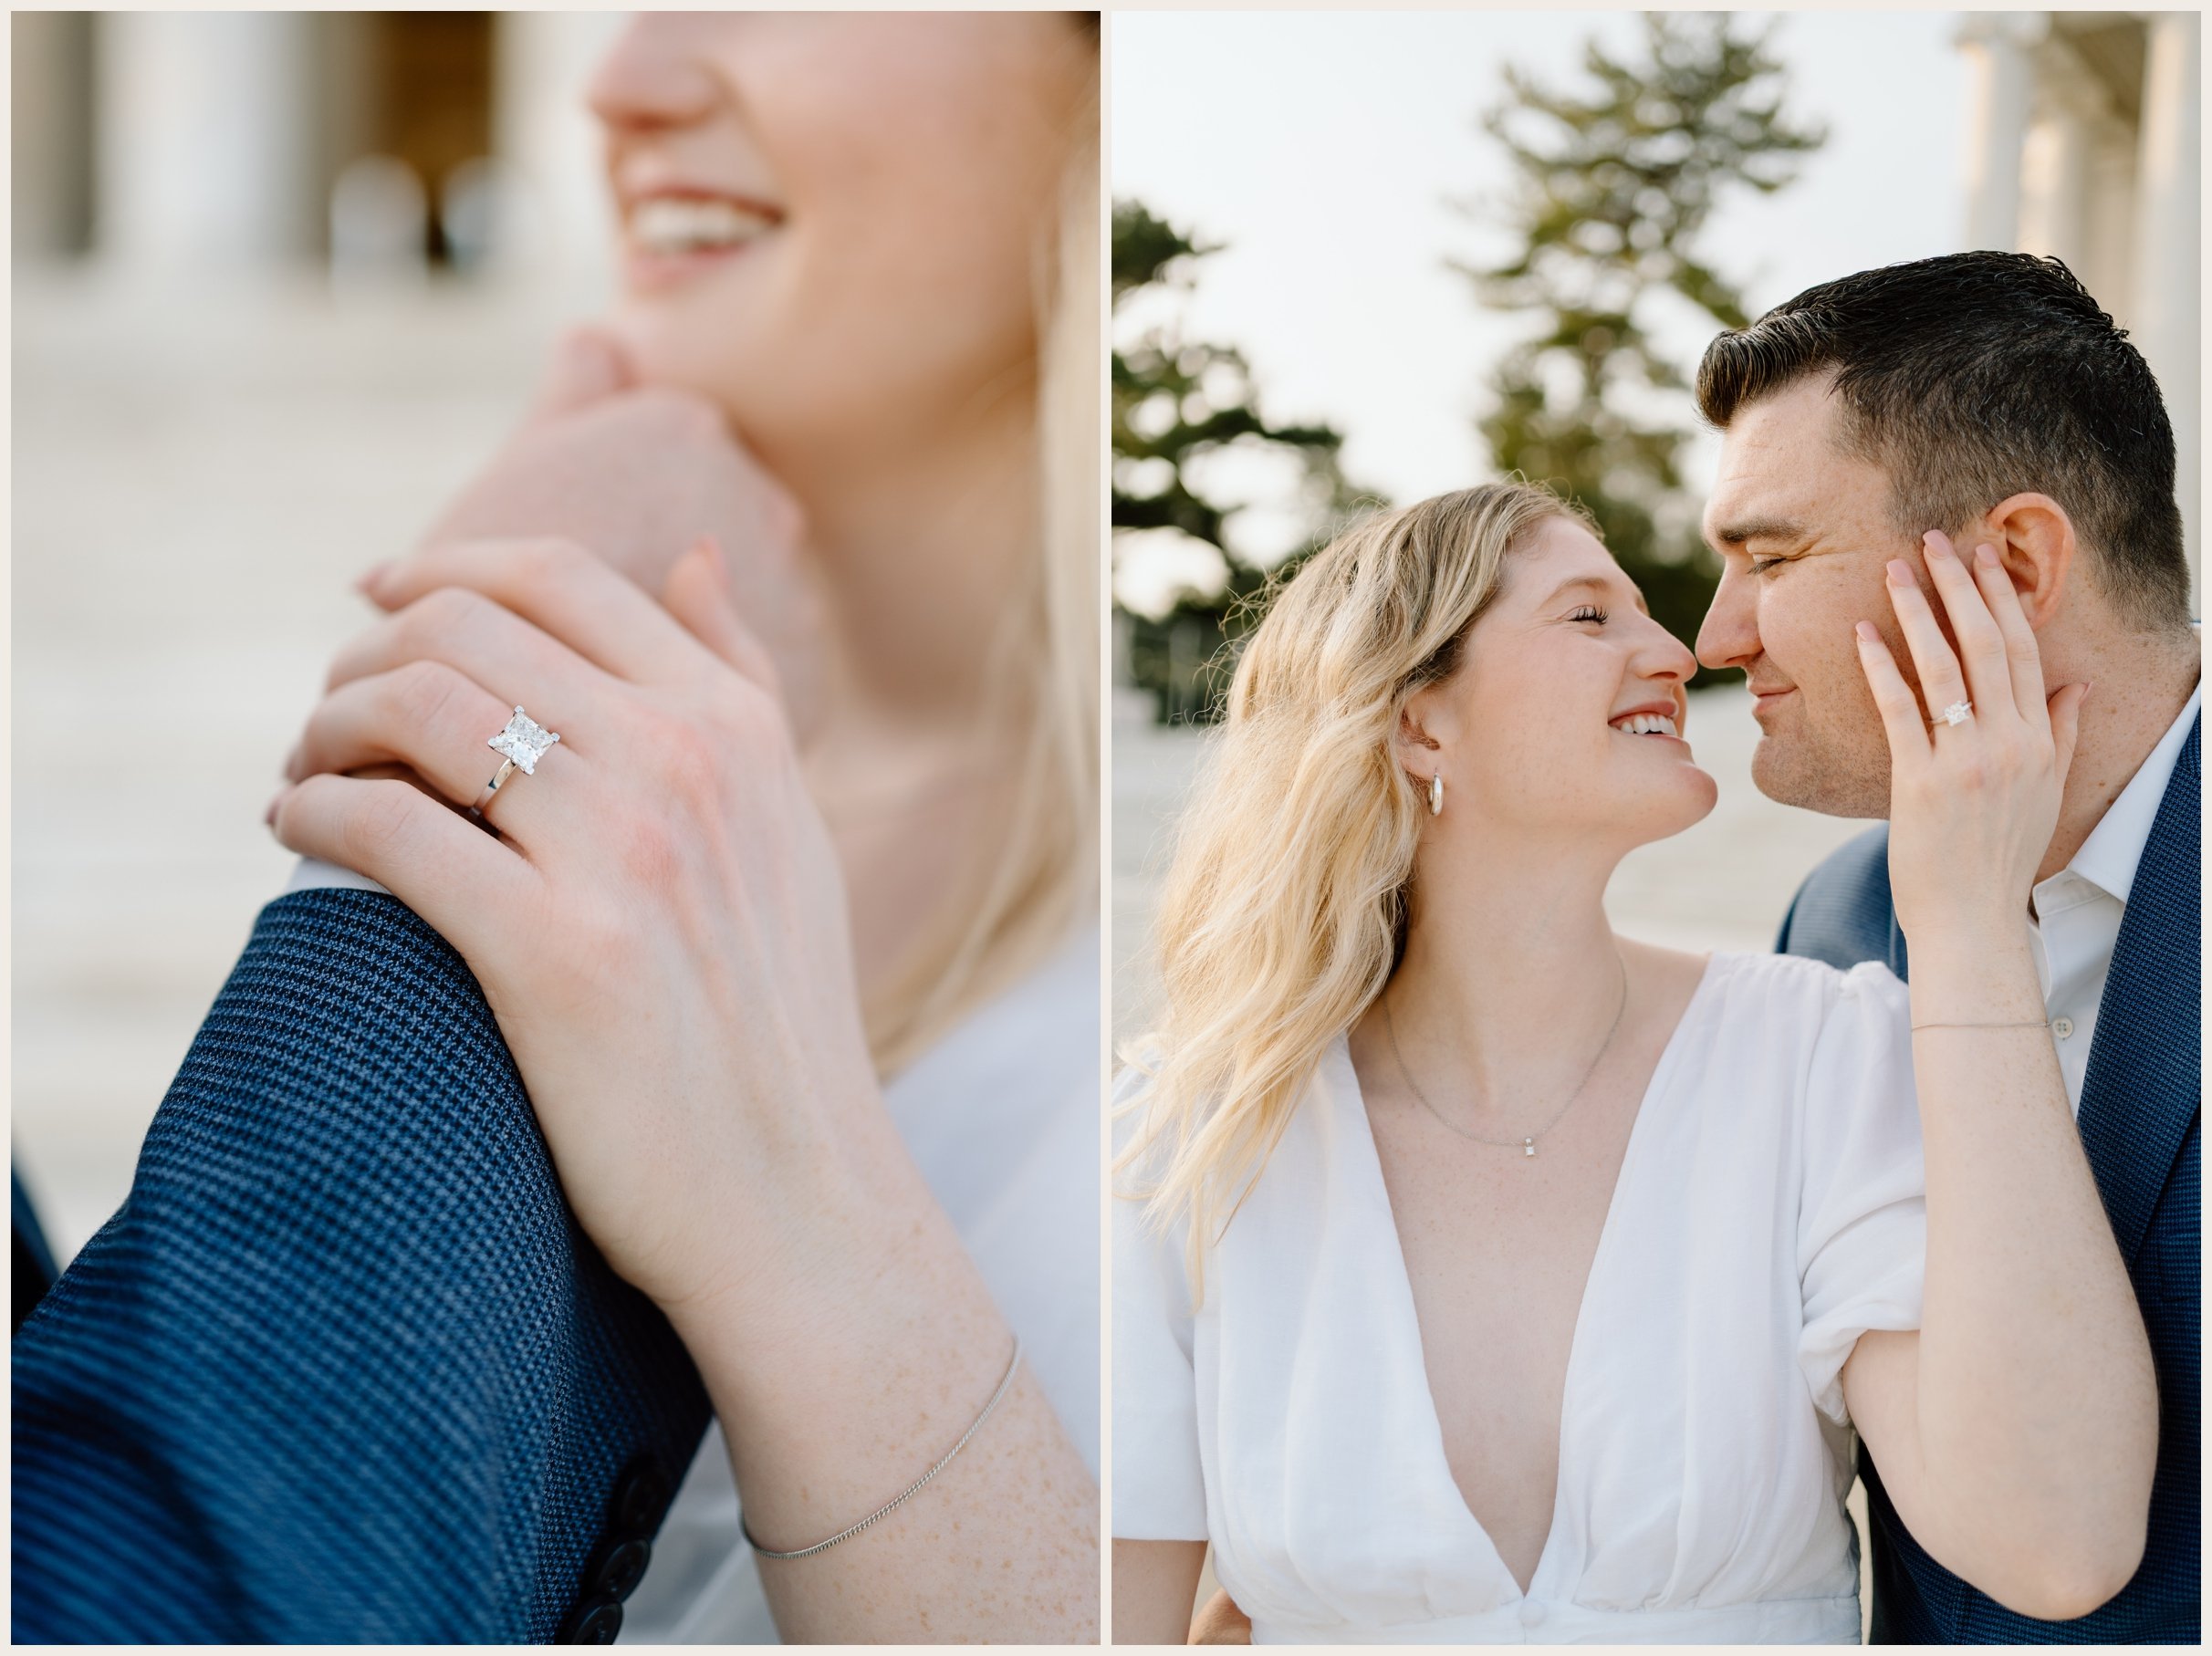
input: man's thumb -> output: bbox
[529,325,634,422]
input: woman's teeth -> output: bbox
[630,197,776,255]
[1610,713,1679,737]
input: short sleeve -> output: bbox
[1796,961,1927,1426]
[1111,1062,1209,1540]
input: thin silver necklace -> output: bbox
[1382,953,1630,1159]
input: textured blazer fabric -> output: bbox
[1776,716,2200,1644]
[12,889,713,1643]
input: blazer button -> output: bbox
[610,1456,673,1536]
[586,1537,654,1604]
[561,1598,624,1644]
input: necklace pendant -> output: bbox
[1523,1137,1537,1158]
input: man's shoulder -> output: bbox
[1775,823,1898,974]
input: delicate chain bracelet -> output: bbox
[1910,1020,2053,1032]
[742,1335,1025,1561]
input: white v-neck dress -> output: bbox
[1114,951,1925,1644]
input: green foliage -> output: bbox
[1465,14,1825,669]
[1111,199,1379,722]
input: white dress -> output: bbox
[1114,951,1925,1644]
[623,923,1102,1642]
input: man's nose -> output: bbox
[1695,563,1758,674]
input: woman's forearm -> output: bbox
[1903,932,2156,1609]
[665,1132,1099,1643]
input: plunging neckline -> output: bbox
[1334,952,1720,1606]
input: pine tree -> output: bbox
[1466,14,1825,661]
[1112,200,1378,722]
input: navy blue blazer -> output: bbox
[1776,714,2199,1643]
[11,889,713,1642]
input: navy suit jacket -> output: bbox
[1776,715,2199,1643]
[11,889,713,1642]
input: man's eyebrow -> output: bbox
[1706,515,1807,548]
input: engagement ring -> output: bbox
[475,705,559,816]
[1939,700,1973,726]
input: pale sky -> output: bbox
[1111,9,1966,602]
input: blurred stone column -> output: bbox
[95,11,318,280]
[2131,10,2200,606]
[492,10,625,307]
[1957,12,2043,252]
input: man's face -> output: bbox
[1696,374,1925,818]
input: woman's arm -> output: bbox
[1112,1540,1207,1644]
[270,536,1098,1640]
[1840,532,2156,1620]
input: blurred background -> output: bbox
[1111,8,2201,1036]
[13,12,631,1259]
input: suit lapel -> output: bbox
[2074,714,2201,1265]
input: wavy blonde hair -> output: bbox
[1116,482,1591,1279]
[869,25,1100,1073]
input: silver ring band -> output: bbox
[474,757,523,814]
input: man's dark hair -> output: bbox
[1696,251,2191,629]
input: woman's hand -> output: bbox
[1842,532,2154,1616]
[1853,530,2088,947]
[273,534,880,1322]
[271,538,1100,1640]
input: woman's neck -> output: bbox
[791,384,1040,734]
[1382,830,1627,1099]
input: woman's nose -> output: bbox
[587,17,722,133]
[1633,611,1697,683]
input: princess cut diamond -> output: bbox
[488,706,560,774]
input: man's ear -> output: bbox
[1977,493,2077,629]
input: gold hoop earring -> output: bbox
[1428,772,1445,816]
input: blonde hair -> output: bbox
[867,29,1100,1073]
[1116,482,1589,1280]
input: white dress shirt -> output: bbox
[1117,952,1924,1644]
[2027,686,2200,1112]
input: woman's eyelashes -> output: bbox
[1568,603,1611,625]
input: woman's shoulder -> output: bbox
[1699,947,1907,1019]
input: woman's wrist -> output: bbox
[1905,931,2045,1027]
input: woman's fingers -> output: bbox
[1920,532,2019,725]
[1967,541,2050,732]
[271,771,537,959]
[661,536,783,697]
[287,660,571,847]
[326,583,620,712]
[2049,681,2091,788]
[1884,543,1971,730]
[364,537,718,689]
[1855,620,1932,773]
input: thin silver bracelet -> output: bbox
[741,1334,1025,1561]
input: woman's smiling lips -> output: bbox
[619,187,784,292]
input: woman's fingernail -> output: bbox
[694,534,730,590]
[1975,543,1999,568]
[264,787,287,828]
[1886,559,1913,585]
[1854,620,1880,644]
[354,560,392,595]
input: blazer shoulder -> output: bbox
[1776,823,1896,974]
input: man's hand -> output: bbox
[411,328,825,736]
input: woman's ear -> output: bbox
[1978,494,2077,629]
[1396,688,1445,783]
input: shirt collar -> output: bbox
[2068,682,2201,906]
